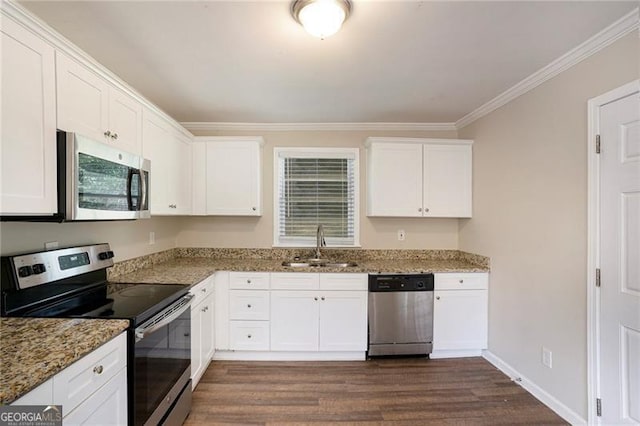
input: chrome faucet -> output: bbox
[315,224,326,260]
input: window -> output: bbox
[274,148,359,247]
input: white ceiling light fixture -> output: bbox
[291,0,352,39]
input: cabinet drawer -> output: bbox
[270,273,319,290]
[229,290,269,320]
[434,273,488,290]
[53,332,127,414]
[190,275,214,307]
[229,321,269,350]
[319,273,368,290]
[229,272,269,290]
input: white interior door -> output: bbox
[599,90,640,424]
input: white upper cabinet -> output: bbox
[192,137,263,216]
[142,109,192,215]
[56,51,142,155]
[1,16,57,215]
[366,138,473,218]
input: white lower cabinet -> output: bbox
[214,272,368,360]
[190,276,215,389]
[63,368,127,426]
[271,291,320,351]
[270,290,367,352]
[432,273,488,358]
[319,291,368,351]
[11,332,127,425]
[229,320,270,350]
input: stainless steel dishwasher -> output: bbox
[368,273,434,356]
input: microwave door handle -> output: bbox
[139,170,147,211]
[126,169,134,211]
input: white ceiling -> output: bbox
[20,1,637,124]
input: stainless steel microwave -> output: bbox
[58,131,151,221]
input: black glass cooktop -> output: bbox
[80,283,189,326]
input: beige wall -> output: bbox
[458,32,639,419]
[0,216,182,261]
[178,129,461,249]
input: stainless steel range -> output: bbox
[1,244,192,426]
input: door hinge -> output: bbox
[596,398,602,416]
[596,268,601,287]
[596,135,601,154]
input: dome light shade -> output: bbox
[292,0,352,39]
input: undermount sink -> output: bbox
[281,259,358,268]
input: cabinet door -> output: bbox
[63,367,127,426]
[203,293,215,362]
[108,87,142,155]
[423,144,472,217]
[142,110,172,214]
[171,133,192,215]
[53,333,127,413]
[319,291,367,351]
[190,303,203,388]
[56,51,109,142]
[366,142,423,217]
[206,141,261,215]
[1,17,57,215]
[433,289,487,351]
[270,291,319,351]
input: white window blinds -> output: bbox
[275,148,359,247]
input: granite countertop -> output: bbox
[0,318,129,405]
[110,256,489,287]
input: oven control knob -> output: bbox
[18,266,33,277]
[32,264,46,274]
[417,281,424,288]
[98,251,115,260]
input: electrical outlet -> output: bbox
[44,241,58,250]
[542,347,552,368]
[149,232,155,245]
[397,230,406,241]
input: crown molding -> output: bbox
[181,122,458,132]
[0,0,193,139]
[456,7,640,130]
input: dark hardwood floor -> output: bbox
[185,357,567,425]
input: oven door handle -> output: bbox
[135,293,194,342]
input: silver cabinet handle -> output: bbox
[418,207,422,212]
[247,279,252,284]
[321,297,325,301]
[247,334,252,339]
[425,208,430,212]
[112,133,118,140]
[459,279,464,284]
[436,296,440,300]
[252,207,257,211]
[201,307,206,312]
[247,304,252,308]
[93,365,104,375]
[314,297,318,301]
[201,288,207,293]
[103,130,111,138]
[168,204,177,209]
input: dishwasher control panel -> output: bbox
[368,274,434,292]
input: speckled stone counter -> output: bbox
[109,249,490,287]
[0,318,129,405]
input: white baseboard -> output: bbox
[482,350,587,425]
[213,350,366,361]
[430,349,482,359]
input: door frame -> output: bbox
[586,79,639,424]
